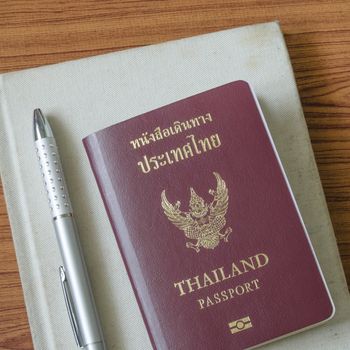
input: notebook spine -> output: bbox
[0,76,57,349]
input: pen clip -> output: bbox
[59,266,84,348]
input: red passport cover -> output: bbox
[83,81,334,349]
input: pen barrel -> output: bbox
[54,216,105,347]
[35,136,104,347]
[35,137,72,218]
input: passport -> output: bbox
[83,81,334,349]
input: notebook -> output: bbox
[0,21,349,349]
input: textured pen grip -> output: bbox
[35,137,72,218]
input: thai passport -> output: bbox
[83,81,334,349]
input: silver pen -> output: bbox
[33,109,106,350]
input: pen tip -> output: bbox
[33,108,43,117]
[33,108,53,141]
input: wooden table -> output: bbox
[0,1,349,348]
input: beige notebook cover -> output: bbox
[0,22,349,349]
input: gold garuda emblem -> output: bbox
[161,172,232,252]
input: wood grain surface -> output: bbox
[0,1,349,349]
